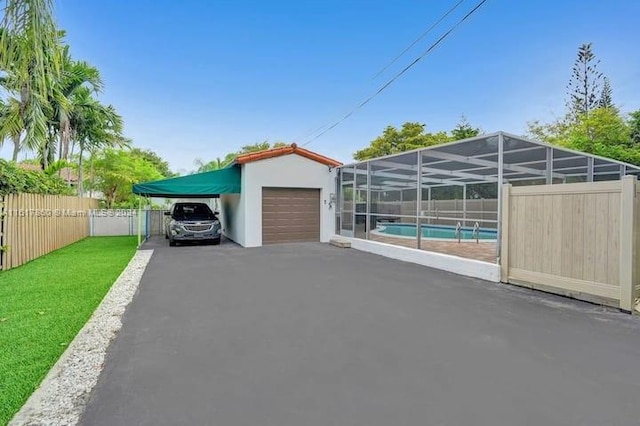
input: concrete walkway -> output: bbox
[81,238,640,426]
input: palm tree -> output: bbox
[193,157,227,173]
[69,88,125,195]
[51,46,103,163]
[0,31,107,172]
[0,0,63,160]
[0,0,128,198]
[0,97,25,161]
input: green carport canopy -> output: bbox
[132,166,241,198]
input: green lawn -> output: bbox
[0,236,138,425]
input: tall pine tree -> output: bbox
[566,43,603,117]
[598,77,614,109]
[451,115,480,140]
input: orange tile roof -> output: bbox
[18,163,41,172]
[235,143,342,167]
[18,163,78,182]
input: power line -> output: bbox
[295,1,466,144]
[372,0,467,80]
[292,123,331,144]
[302,0,489,147]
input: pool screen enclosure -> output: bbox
[336,132,640,263]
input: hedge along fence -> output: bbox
[0,193,99,270]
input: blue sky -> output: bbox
[2,0,639,172]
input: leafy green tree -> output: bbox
[240,141,271,152]
[353,122,450,160]
[562,108,630,151]
[628,110,640,146]
[451,116,480,140]
[527,118,571,146]
[228,141,288,162]
[566,43,603,117]
[193,141,289,174]
[0,158,72,196]
[528,108,640,165]
[131,148,173,177]
[90,149,163,208]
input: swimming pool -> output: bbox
[375,223,497,240]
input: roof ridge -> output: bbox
[235,144,342,167]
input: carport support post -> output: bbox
[137,196,143,247]
[496,132,504,263]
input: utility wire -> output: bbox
[295,0,466,143]
[292,123,331,144]
[372,0,467,80]
[295,1,465,144]
[302,0,489,147]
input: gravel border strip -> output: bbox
[10,249,154,426]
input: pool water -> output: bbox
[377,223,497,240]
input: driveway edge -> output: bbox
[9,249,154,426]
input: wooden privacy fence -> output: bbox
[0,193,98,270]
[501,176,639,312]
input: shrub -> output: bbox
[0,160,74,196]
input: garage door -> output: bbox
[262,188,320,244]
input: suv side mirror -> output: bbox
[163,211,171,216]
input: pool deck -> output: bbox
[368,234,497,263]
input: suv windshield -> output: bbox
[172,203,216,221]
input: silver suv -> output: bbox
[164,202,221,246]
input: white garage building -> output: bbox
[134,144,341,247]
[221,144,340,247]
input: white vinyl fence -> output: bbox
[501,176,640,312]
[89,209,167,237]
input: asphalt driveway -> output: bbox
[81,238,640,426]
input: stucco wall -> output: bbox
[220,193,244,246]
[338,235,501,282]
[239,154,337,247]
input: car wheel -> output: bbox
[169,239,177,247]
